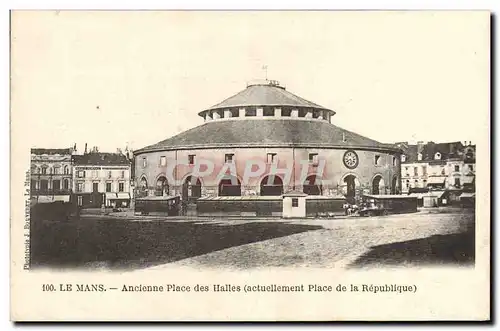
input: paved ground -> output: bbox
[150,208,475,270]
[30,207,474,270]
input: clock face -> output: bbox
[343,150,359,169]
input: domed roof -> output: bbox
[135,119,399,154]
[199,80,333,116]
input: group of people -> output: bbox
[343,203,360,216]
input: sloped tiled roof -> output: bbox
[400,141,465,163]
[31,148,72,155]
[135,119,399,154]
[73,153,131,166]
[200,84,332,114]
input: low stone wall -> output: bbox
[305,197,346,217]
[197,197,282,217]
[196,196,346,217]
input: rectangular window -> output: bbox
[454,178,461,187]
[245,108,256,117]
[77,182,84,192]
[53,180,60,191]
[119,182,124,192]
[160,156,166,166]
[106,183,112,192]
[392,157,397,166]
[469,165,474,171]
[422,166,427,176]
[77,196,83,206]
[263,108,274,117]
[454,165,460,172]
[53,167,60,175]
[63,179,69,190]
[78,170,84,178]
[41,167,47,175]
[309,153,319,165]
[374,155,381,165]
[225,154,234,163]
[93,182,99,192]
[292,198,299,207]
[188,155,195,165]
[267,153,277,163]
[142,157,147,168]
[414,167,418,176]
[40,180,48,190]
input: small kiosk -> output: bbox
[282,190,307,218]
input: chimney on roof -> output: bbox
[417,141,425,153]
[84,143,88,154]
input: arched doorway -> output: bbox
[218,176,241,196]
[155,176,169,196]
[303,175,322,195]
[372,175,384,195]
[260,175,284,196]
[343,175,357,203]
[183,176,202,202]
[391,176,399,194]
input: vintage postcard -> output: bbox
[10,10,490,321]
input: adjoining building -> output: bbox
[72,150,133,208]
[134,79,403,213]
[30,148,74,203]
[396,141,476,205]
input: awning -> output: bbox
[105,192,130,200]
[408,193,425,199]
[460,192,476,198]
[462,176,475,184]
[116,193,130,199]
[427,177,446,185]
[105,192,118,200]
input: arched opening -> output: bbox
[183,176,202,202]
[343,175,357,204]
[137,177,148,198]
[218,176,241,197]
[303,175,322,195]
[260,175,284,196]
[372,175,384,195]
[391,176,399,194]
[155,176,169,196]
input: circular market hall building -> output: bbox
[134,79,402,204]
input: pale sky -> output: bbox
[12,11,490,153]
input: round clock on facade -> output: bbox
[343,150,359,169]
